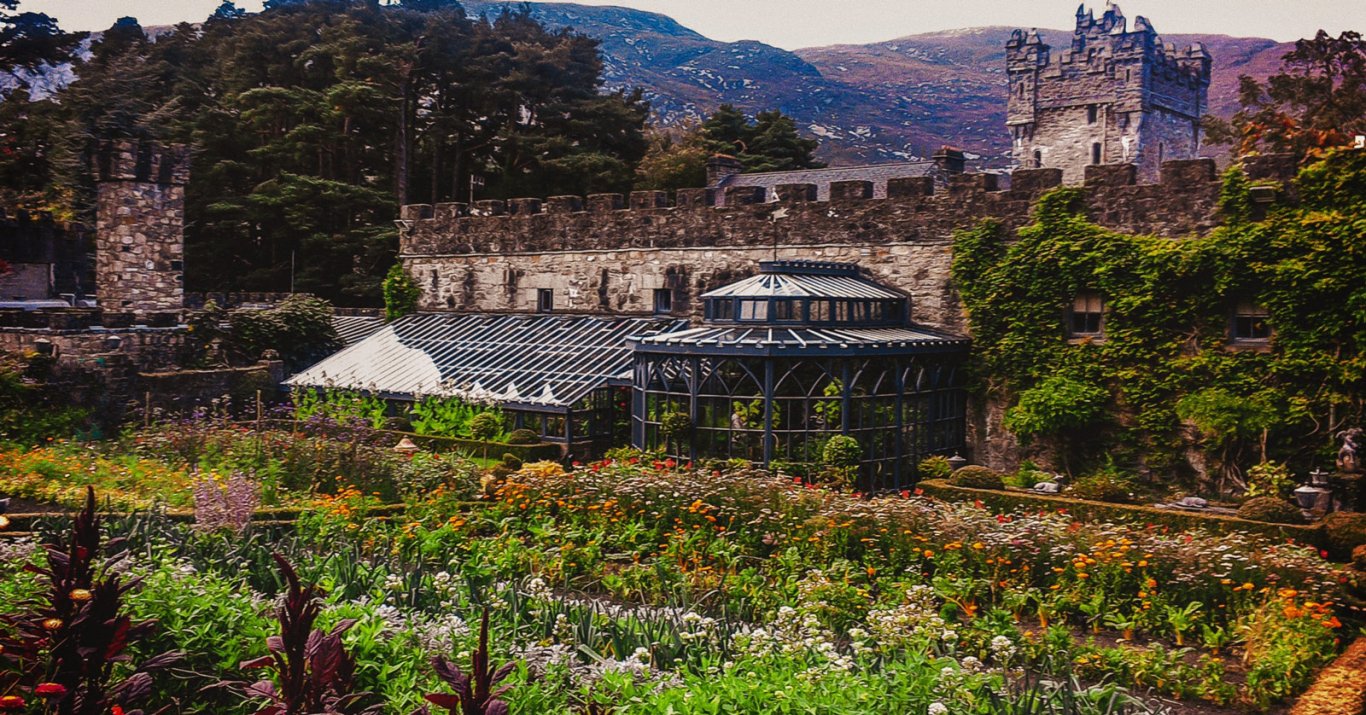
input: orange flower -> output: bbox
[0,695,26,709]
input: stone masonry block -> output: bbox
[545,196,585,214]
[886,177,934,198]
[948,173,999,193]
[507,198,543,216]
[1009,168,1064,193]
[629,191,669,209]
[587,193,625,213]
[1084,163,1137,187]
[1160,159,1216,187]
[433,202,466,221]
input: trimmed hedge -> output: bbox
[401,432,562,462]
[949,465,1006,490]
[1288,636,1366,715]
[1237,495,1306,525]
[918,479,1327,548]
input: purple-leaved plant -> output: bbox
[193,472,261,534]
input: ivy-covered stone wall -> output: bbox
[952,150,1366,488]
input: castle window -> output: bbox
[1069,291,1104,338]
[1091,143,1102,165]
[1033,150,1043,168]
[1017,83,1024,99]
[536,288,553,313]
[1087,105,1098,124]
[653,288,673,315]
[1230,301,1271,343]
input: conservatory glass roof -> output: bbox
[288,313,689,408]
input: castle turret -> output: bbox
[95,140,190,314]
[1006,3,1211,184]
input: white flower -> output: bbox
[929,702,949,715]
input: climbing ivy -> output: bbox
[952,150,1366,487]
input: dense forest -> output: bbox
[0,0,823,304]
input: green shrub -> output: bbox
[1009,460,1052,488]
[1245,462,1294,499]
[1236,495,1305,525]
[501,453,523,470]
[505,428,540,445]
[228,294,341,371]
[381,263,421,321]
[916,455,952,480]
[1068,471,1137,503]
[948,465,1005,490]
[1322,511,1366,556]
[1352,544,1366,572]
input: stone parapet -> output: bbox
[399,159,1279,259]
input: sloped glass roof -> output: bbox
[289,313,689,408]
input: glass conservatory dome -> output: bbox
[630,260,969,490]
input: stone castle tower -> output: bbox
[95,140,190,314]
[1006,3,1211,184]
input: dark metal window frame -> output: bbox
[1068,291,1105,339]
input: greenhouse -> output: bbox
[630,260,970,490]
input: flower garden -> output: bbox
[1,417,1363,715]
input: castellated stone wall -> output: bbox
[399,159,1247,332]
[95,141,190,313]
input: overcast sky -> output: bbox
[20,0,1365,47]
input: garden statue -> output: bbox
[1033,481,1061,494]
[1338,428,1363,473]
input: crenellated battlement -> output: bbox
[96,139,191,186]
[400,158,1294,259]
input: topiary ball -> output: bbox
[501,453,523,470]
[504,428,539,445]
[1236,495,1305,525]
[1352,544,1366,572]
[948,465,1006,490]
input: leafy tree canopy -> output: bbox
[0,0,649,305]
[1203,31,1366,157]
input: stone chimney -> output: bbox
[932,146,966,175]
[95,140,190,316]
[705,154,744,187]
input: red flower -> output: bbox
[111,707,125,715]
[900,489,911,499]
[0,695,25,710]
[913,488,924,496]
[35,683,67,698]
[1320,550,1330,559]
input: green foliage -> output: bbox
[821,435,861,469]
[916,455,953,480]
[1236,496,1305,525]
[504,429,539,446]
[0,2,648,303]
[660,411,692,439]
[948,465,1006,490]
[952,153,1366,484]
[1067,470,1138,504]
[0,356,91,445]
[292,386,389,430]
[1244,462,1294,499]
[229,294,342,371]
[699,104,822,173]
[1004,375,1108,442]
[407,395,503,440]
[467,412,502,443]
[381,263,421,321]
[1202,31,1366,157]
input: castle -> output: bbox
[285,4,1271,475]
[1007,4,1210,183]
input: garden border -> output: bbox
[252,418,564,462]
[917,479,1328,548]
[1289,635,1366,715]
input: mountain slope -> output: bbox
[467,1,1293,165]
